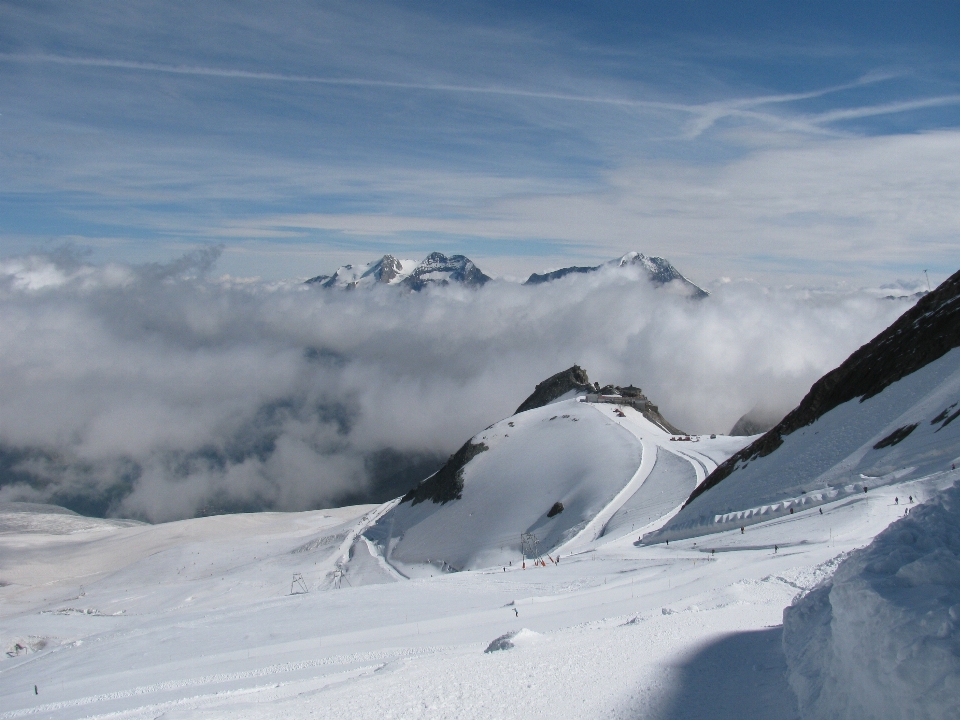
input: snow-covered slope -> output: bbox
[783,480,960,720]
[5,465,952,719]
[365,397,751,574]
[648,268,960,543]
[365,399,642,573]
[0,502,144,535]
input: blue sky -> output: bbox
[2,1,960,284]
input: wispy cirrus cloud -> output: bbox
[1,1,959,283]
[206,129,960,284]
[3,51,932,139]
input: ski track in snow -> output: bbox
[559,403,722,552]
[2,392,957,718]
[556,408,658,551]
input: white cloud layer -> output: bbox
[0,251,912,521]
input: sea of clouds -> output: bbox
[0,249,914,522]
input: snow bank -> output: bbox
[783,481,960,720]
[483,628,543,653]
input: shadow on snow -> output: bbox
[644,627,800,720]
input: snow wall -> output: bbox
[782,481,960,720]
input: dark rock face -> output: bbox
[547,501,564,517]
[401,440,488,505]
[515,365,594,414]
[372,255,405,283]
[515,366,685,433]
[686,266,960,508]
[401,252,490,291]
[525,266,597,285]
[873,424,918,449]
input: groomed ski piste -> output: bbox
[2,387,959,719]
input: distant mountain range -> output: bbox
[306,251,707,296]
[305,252,490,290]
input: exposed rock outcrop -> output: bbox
[524,266,597,284]
[400,440,488,505]
[515,365,594,414]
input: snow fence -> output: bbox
[642,477,893,544]
[782,481,960,720]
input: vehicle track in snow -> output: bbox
[555,413,657,553]
[559,404,718,553]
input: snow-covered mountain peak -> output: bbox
[524,251,708,297]
[400,252,491,291]
[305,252,489,290]
[304,254,416,289]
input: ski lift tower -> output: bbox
[290,572,308,595]
[520,532,543,566]
[331,560,350,589]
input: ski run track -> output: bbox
[2,401,957,720]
